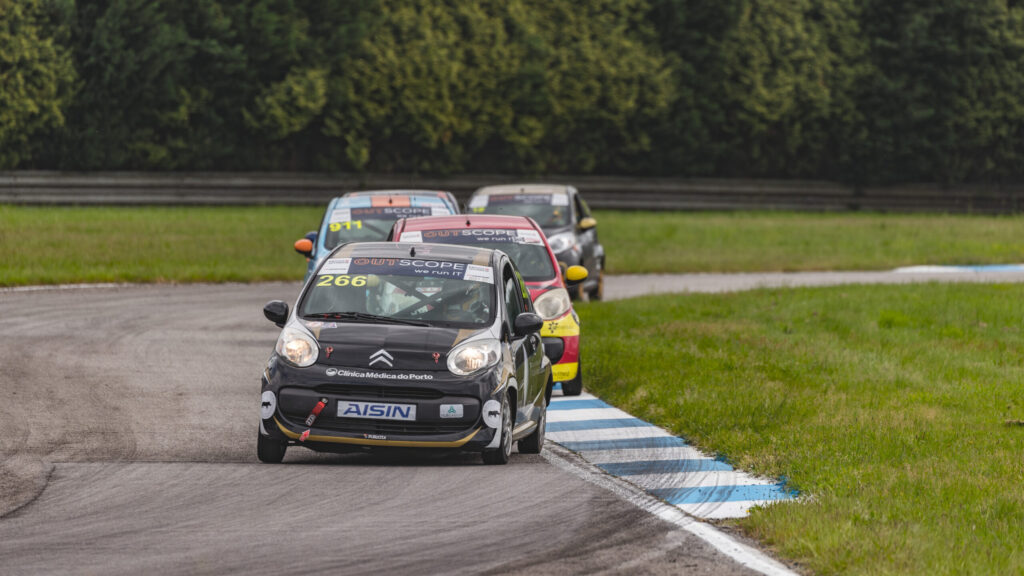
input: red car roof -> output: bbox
[399,214,539,231]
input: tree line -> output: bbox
[3,0,1024,185]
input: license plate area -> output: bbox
[336,400,417,421]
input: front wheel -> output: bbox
[482,394,513,465]
[561,363,583,396]
[518,402,545,454]
[257,430,287,463]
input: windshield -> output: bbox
[400,228,556,282]
[469,194,571,228]
[301,256,495,327]
[323,205,453,249]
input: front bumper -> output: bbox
[541,310,580,383]
[260,359,503,451]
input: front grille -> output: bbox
[314,383,444,400]
[314,419,470,435]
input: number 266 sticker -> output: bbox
[316,275,368,287]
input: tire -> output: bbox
[561,363,583,396]
[517,402,545,454]
[257,430,287,463]
[588,266,604,301]
[571,281,588,302]
[482,394,513,465]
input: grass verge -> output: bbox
[595,210,1024,274]
[0,205,321,286]
[5,205,1024,285]
[577,283,1024,575]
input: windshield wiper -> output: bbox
[304,312,429,327]
[303,312,337,319]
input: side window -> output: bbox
[578,195,592,218]
[503,265,524,330]
[573,193,588,223]
[515,269,533,313]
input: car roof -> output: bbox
[327,241,501,267]
[399,214,539,231]
[472,184,572,196]
[331,190,458,210]
[344,189,452,198]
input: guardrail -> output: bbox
[2,171,1023,213]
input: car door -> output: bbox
[515,269,546,407]
[573,191,598,273]
[502,265,531,427]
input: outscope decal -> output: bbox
[546,391,797,519]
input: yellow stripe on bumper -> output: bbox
[542,313,580,338]
[551,362,578,382]
[275,418,481,448]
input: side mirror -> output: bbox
[564,265,588,286]
[263,300,289,327]
[513,312,544,337]
[578,217,597,231]
[294,238,314,258]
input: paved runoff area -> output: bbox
[548,388,794,519]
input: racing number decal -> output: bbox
[316,275,368,287]
[329,221,363,232]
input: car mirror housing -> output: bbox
[263,300,289,327]
[578,217,597,230]
[513,312,544,337]
[293,238,314,257]
[564,265,588,286]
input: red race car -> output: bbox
[391,215,589,395]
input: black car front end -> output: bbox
[260,355,506,453]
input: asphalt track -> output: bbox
[4,270,1024,575]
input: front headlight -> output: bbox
[447,339,501,376]
[275,327,318,367]
[546,232,575,254]
[533,288,572,320]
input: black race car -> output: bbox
[468,184,605,300]
[259,242,552,465]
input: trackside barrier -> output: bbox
[2,171,1024,213]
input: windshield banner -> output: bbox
[330,206,444,223]
[319,257,494,284]
[400,228,543,245]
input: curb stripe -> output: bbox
[597,459,733,475]
[651,484,794,505]
[546,391,798,524]
[557,436,689,451]
[549,398,609,410]
[547,418,653,432]
[583,446,709,464]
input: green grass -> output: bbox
[5,205,1024,285]
[0,205,321,285]
[576,284,1024,575]
[594,210,1024,274]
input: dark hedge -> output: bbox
[5,0,1024,185]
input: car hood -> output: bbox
[298,320,479,371]
[540,224,574,238]
[526,278,563,301]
